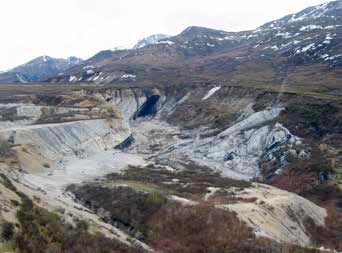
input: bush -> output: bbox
[10,199,20,206]
[144,192,167,209]
[76,220,89,232]
[43,163,50,168]
[0,141,11,156]
[1,222,14,241]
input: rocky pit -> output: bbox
[0,86,331,250]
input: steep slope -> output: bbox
[0,56,82,83]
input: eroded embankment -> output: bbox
[0,85,340,251]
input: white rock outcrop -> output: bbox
[218,107,284,138]
[222,184,327,247]
[0,119,131,171]
[111,89,147,120]
[151,108,299,180]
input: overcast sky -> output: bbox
[0,0,330,70]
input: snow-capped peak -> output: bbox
[133,34,171,49]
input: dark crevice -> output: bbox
[115,134,135,150]
[133,95,160,119]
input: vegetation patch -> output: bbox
[281,100,342,144]
[66,163,252,243]
[107,180,162,194]
[67,183,167,240]
[106,164,252,199]
[167,98,238,130]
[0,141,12,157]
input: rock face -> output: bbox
[198,121,299,179]
[111,89,147,120]
[0,87,305,182]
[105,87,300,180]
[130,112,300,180]
[0,119,131,172]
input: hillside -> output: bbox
[46,1,342,99]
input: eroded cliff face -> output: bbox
[0,86,310,191]
[86,86,303,181]
[0,103,131,173]
[0,85,338,250]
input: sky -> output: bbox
[0,0,330,70]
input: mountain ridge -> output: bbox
[0,55,82,83]
[46,0,341,102]
[1,0,341,86]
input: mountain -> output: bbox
[132,34,170,49]
[51,0,342,97]
[0,55,82,83]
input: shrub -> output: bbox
[76,220,89,232]
[0,173,17,192]
[1,222,14,241]
[0,141,11,156]
[21,146,29,153]
[144,192,167,209]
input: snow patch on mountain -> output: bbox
[202,86,221,100]
[133,34,170,49]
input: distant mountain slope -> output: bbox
[0,56,82,83]
[133,34,170,49]
[249,0,342,66]
[50,0,341,93]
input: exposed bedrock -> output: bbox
[0,103,88,128]
[0,86,308,181]
[0,119,131,172]
[95,86,302,180]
